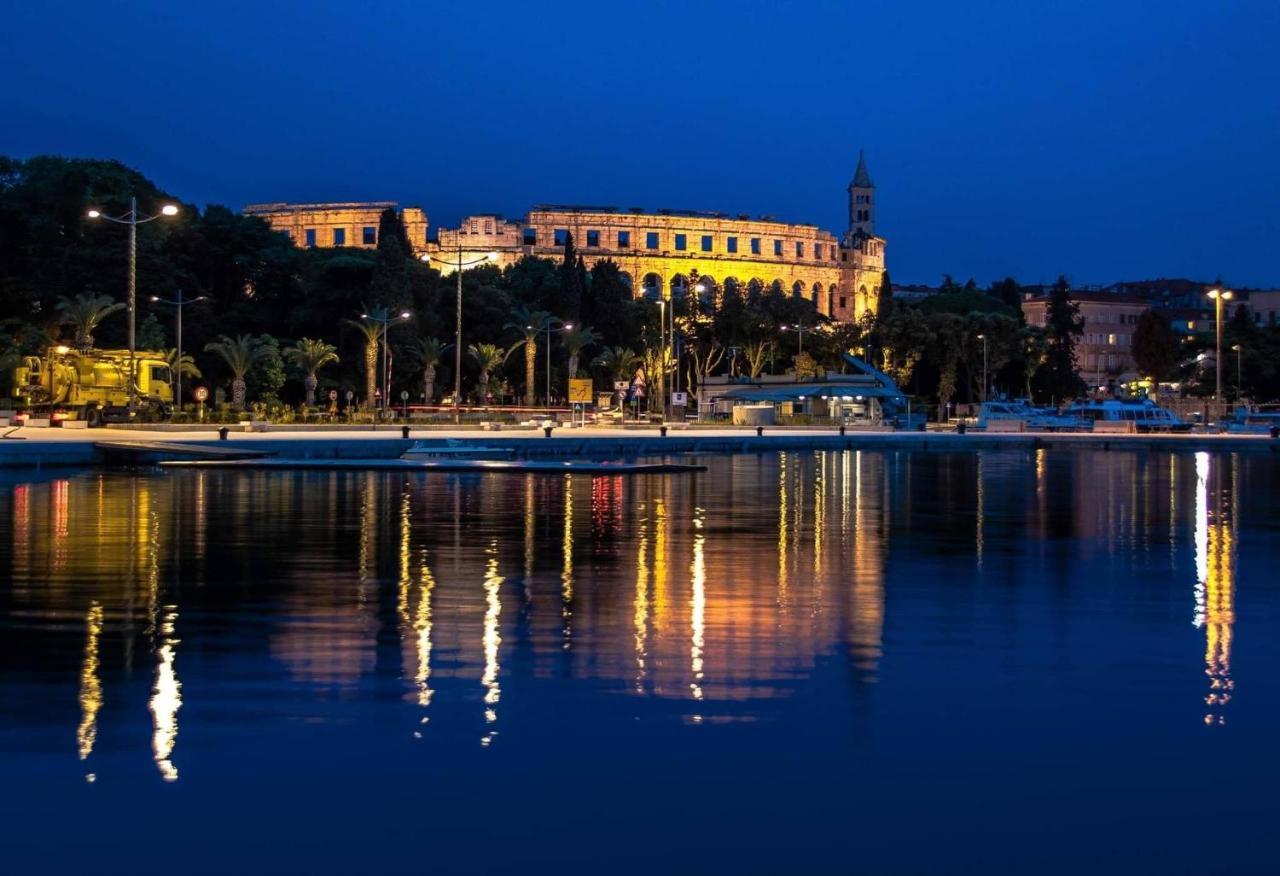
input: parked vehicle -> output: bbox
[10,346,174,425]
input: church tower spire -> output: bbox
[847,149,875,237]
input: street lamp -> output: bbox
[1207,287,1233,417]
[977,333,988,403]
[535,319,573,415]
[1231,343,1243,404]
[421,247,496,421]
[361,309,413,417]
[780,321,807,355]
[149,291,207,407]
[87,197,181,407]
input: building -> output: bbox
[1022,290,1149,390]
[423,153,887,323]
[1246,289,1280,327]
[243,201,429,251]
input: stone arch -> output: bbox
[670,273,689,295]
[858,285,868,312]
[695,273,717,305]
[770,279,785,294]
[747,278,765,297]
[723,276,741,299]
[792,280,805,297]
[812,281,823,303]
[619,271,633,291]
[642,272,663,299]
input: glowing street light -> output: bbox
[86,197,181,407]
[360,309,413,416]
[540,319,574,415]
[1207,288,1234,416]
[1231,343,1243,403]
[149,291,208,406]
[420,248,497,421]
[977,333,989,403]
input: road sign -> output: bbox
[345,391,354,401]
[568,378,593,404]
[400,390,409,401]
[329,390,338,401]
[193,386,209,402]
[613,380,628,392]
[671,391,688,406]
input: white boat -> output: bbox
[1061,398,1190,433]
[977,400,1089,432]
[1223,405,1280,435]
[400,439,515,460]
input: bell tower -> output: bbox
[847,149,875,238]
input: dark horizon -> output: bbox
[5,0,1278,288]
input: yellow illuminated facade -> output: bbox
[244,201,429,251]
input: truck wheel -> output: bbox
[86,407,103,428]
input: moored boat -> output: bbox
[1061,398,1190,433]
[977,399,1089,432]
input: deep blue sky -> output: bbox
[4,0,1278,287]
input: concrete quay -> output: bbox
[1,424,1277,469]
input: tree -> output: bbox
[468,343,507,403]
[879,307,929,390]
[1131,310,1178,382]
[1038,276,1084,401]
[506,304,551,406]
[407,335,450,404]
[793,351,823,381]
[56,293,124,352]
[557,233,586,322]
[562,325,598,380]
[203,334,263,410]
[164,348,201,381]
[370,208,411,306]
[347,306,386,407]
[1019,326,1048,401]
[591,346,642,386]
[247,334,286,404]
[136,312,166,350]
[743,340,775,379]
[284,338,339,406]
[876,269,893,320]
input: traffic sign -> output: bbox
[671,391,688,406]
[193,386,209,402]
[569,378,593,404]
[400,390,409,401]
[329,390,338,401]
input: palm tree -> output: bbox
[408,335,450,404]
[562,325,599,380]
[284,338,339,406]
[163,348,202,402]
[468,343,507,404]
[347,306,386,407]
[204,334,264,410]
[591,346,642,386]
[57,294,125,352]
[505,305,551,407]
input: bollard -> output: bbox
[401,425,410,439]
[659,425,668,437]
[957,421,967,435]
[218,426,229,441]
[756,426,764,437]
[544,425,553,438]
[839,425,846,436]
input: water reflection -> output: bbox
[0,447,1266,777]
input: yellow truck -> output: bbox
[11,346,174,426]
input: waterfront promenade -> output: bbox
[1,423,1276,468]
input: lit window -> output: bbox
[750,238,760,255]
[674,234,687,251]
[701,235,712,252]
[646,232,659,250]
[554,229,569,246]
[523,228,537,246]
[617,230,631,248]
[727,236,738,254]
[774,240,782,256]
[586,230,600,247]
[1108,333,1117,345]
[362,226,376,245]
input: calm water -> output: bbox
[2,449,1278,873]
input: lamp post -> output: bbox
[87,197,180,407]
[149,291,206,407]
[421,247,496,421]
[536,319,573,415]
[780,321,807,355]
[1207,288,1233,418]
[1231,343,1243,404]
[362,309,413,417]
[977,333,988,403]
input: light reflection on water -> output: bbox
[0,448,1276,871]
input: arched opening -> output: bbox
[670,273,689,297]
[747,278,765,298]
[769,280,785,295]
[723,277,741,299]
[811,282,823,309]
[642,272,663,299]
[619,271,634,292]
[792,280,805,298]
[695,274,717,306]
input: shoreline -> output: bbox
[1,424,1277,469]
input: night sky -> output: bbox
[4,0,1278,287]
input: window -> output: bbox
[484,220,493,235]
[750,238,760,255]
[333,228,346,246]
[727,236,738,254]
[814,243,822,259]
[523,228,537,246]
[674,234,687,251]
[646,232,659,250]
[795,241,804,258]
[305,228,317,247]
[617,230,631,248]
[774,240,782,256]
[586,229,600,247]
[701,235,713,252]
[362,226,376,245]
[1108,333,1118,345]
[554,229,569,246]
[469,220,478,234]
[150,365,172,385]
[839,296,848,310]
